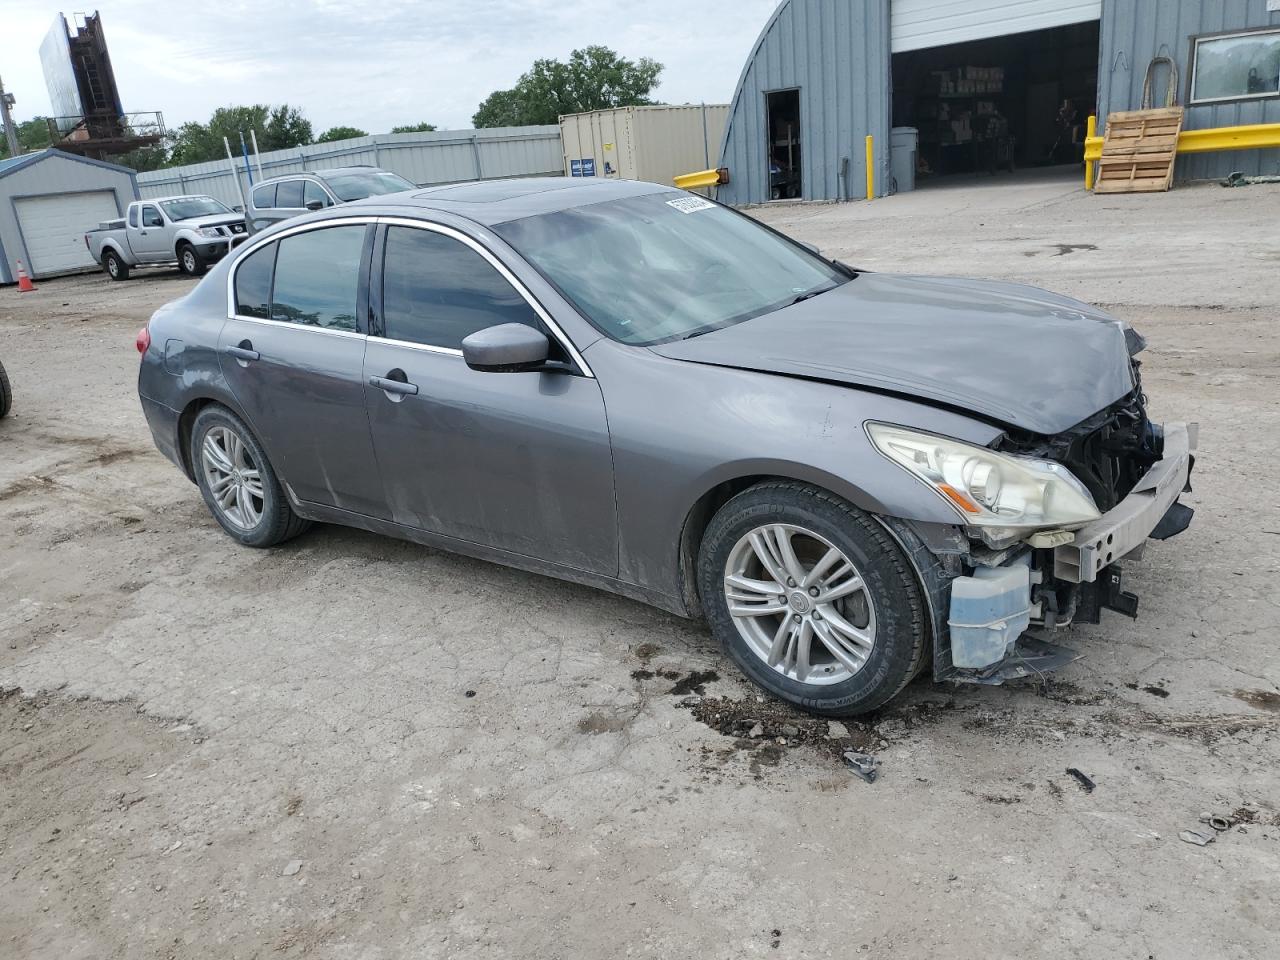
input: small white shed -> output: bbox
[0,149,138,283]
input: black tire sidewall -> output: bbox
[190,407,290,547]
[179,245,204,276]
[105,252,123,280]
[698,483,928,716]
[0,360,11,419]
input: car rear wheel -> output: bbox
[103,250,129,281]
[190,405,310,547]
[698,481,930,716]
[177,244,206,277]
[0,360,11,418]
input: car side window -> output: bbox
[276,180,304,209]
[381,226,539,350]
[234,242,276,319]
[270,226,366,331]
[304,180,331,208]
[252,183,277,210]
[128,206,138,228]
[141,205,163,227]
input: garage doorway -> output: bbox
[891,20,1100,184]
[765,89,802,200]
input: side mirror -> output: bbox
[461,323,549,373]
[305,200,324,211]
[232,205,244,213]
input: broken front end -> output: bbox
[874,385,1197,684]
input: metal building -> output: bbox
[0,148,137,283]
[718,0,1280,204]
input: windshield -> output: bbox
[158,197,232,221]
[324,171,415,201]
[492,193,848,345]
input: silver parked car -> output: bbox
[245,166,415,234]
[135,178,1196,715]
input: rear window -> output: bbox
[276,180,305,209]
[252,183,277,210]
[269,225,366,331]
[234,242,276,319]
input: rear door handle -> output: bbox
[226,344,260,362]
[369,374,418,396]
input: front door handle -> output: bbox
[370,372,418,397]
[226,342,260,362]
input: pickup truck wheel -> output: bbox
[190,406,310,548]
[103,250,129,281]
[0,360,11,419]
[178,244,206,277]
[698,481,930,716]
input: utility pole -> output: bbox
[0,75,21,158]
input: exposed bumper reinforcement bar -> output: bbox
[1054,421,1197,583]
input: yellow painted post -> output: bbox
[865,135,874,200]
[1084,115,1097,191]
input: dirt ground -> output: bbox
[1,171,1278,960]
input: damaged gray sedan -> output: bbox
[136,178,1196,715]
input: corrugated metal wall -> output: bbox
[892,0,1102,52]
[0,151,137,283]
[1099,0,1280,179]
[136,126,565,207]
[717,0,892,204]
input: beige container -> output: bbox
[558,104,729,188]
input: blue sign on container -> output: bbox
[570,159,583,177]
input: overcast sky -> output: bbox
[0,0,779,133]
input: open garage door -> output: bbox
[892,0,1101,53]
[15,191,120,277]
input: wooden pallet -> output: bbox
[1094,107,1185,193]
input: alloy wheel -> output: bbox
[200,425,264,530]
[723,523,877,686]
[182,249,197,273]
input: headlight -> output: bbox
[197,227,222,238]
[866,422,1101,534]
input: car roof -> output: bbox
[352,176,677,226]
[257,166,383,186]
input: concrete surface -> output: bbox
[1,172,1278,960]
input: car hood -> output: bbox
[649,273,1137,435]
[178,213,246,230]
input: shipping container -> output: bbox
[559,105,730,189]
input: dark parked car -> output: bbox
[246,166,415,234]
[135,178,1195,715]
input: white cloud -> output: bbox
[0,0,778,133]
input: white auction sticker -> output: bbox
[666,197,716,214]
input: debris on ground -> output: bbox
[1221,171,1280,188]
[843,752,880,784]
[1066,768,1096,793]
[1199,813,1232,832]
[1179,829,1215,847]
[826,720,849,739]
[281,860,303,876]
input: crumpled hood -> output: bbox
[650,273,1137,435]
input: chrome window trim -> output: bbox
[224,213,594,378]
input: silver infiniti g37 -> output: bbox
[136,177,1196,715]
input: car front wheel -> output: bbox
[190,405,310,547]
[698,481,930,716]
[178,244,206,277]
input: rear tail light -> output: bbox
[135,327,151,355]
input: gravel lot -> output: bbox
[2,171,1278,959]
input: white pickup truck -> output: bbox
[84,195,249,280]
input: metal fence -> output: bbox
[136,125,564,206]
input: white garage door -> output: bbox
[891,0,1101,53]
[15,190,121,277]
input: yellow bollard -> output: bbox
[1084,115,1097,191]
[865,135,874,200]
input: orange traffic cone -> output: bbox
[15,259,36,293]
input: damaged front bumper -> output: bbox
[932,421,1197,684]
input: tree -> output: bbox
[167,104,313,166]
[0,116,54,160]
[390,122,437,134]
[472,46,662,128]
[317,125,368,143]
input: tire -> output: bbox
[177,244,206,277]
[697,481,930,716]
[0,360,11,419]
[189,405,310,547]
[103,249,129,281]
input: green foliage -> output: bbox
[114,144,169,172]
[0,117,54,160]
[390,122,437,134]
[317,125,369,143]
[167,104,313,166]
[472,46,663,128]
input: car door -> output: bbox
[219,220,390,518]
[272,179,308,225]
[132,203,170,261]
[248,182,278,233]
[362,220,617,576]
